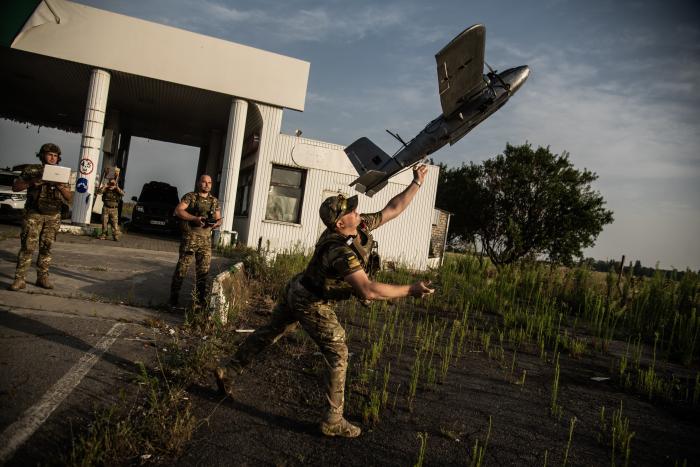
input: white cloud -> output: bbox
[188,2,408,43]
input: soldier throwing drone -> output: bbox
[214,164,434,438]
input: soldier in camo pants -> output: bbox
[231,273,349,420]
[169,174,221,307]
[96,177,123,241]
[9,143,73,291]
[214,165,434,438]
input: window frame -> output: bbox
[264,164,306,224]
[234,165,255,217]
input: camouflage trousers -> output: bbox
[231,274,349,422]
[14,211,61,280]
[101,207,121,240]
[170,233,212,303]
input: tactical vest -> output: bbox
[24,164,65,215]
[301,221,375,300]
[181,192,218,236]
[102,188,122,208]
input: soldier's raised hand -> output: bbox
[412,164,428,185]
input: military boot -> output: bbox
[213,361,244,397]
[8,278,26,291]
[320,417,362,438]
[196,290,209,309]
[36,274,54,289]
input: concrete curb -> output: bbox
[59,224,95,235]
[209,262,245,325]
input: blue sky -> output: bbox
[1,0,698,270]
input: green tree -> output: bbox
[436,162,487,252]
[437,143,614,267]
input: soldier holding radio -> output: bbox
[96,169,124,241]
[169,174,221,308]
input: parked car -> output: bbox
[128,181,180,233]
[0,169,25,220]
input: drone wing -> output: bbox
[435,24,486,117]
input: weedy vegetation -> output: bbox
[65,248,698,465]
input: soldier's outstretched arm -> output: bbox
[344,269,434,301]
[377,164,428,227]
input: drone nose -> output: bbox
[504,65,529,94]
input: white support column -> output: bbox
[217,98,248,246]
[71,68,110,225]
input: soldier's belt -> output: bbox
[300,275,324,298]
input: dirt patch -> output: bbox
[175,297,699,466]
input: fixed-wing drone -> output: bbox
[345,24,529,196]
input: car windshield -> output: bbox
[138,184,179,205]
[0,173,18,187]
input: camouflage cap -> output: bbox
[319,194,358,228]
[38,143,61,155]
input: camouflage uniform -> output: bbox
[13,164,67,283]
[170,192,219,305]
[97,185,123,240]
[229,210,382,428]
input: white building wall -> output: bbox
[244,103,284,247]
[241,106,439,270]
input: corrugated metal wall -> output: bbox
[239,102,439,271]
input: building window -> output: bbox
[265,165,306,223]
[432,209,441,225]
[235,166,254,216]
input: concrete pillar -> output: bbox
[195,129,223,190]
[206,129,223,193]
[101,110,120,177]
[196,144,208,182]
[71,68,110,225]
[115,131,131,188]
[217,98,247,246]
[115,131,131,220]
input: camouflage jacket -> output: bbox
[300,212,382,300]
[180,192,219,236]
[21,164,67,215]
[98,186,123,208]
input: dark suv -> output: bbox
[129,181,179,232]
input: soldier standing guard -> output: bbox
[214,164,434,438]
[8,143,73,291]
[169,174,222,308]
[96,169,124,241]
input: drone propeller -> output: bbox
[485,61,510,92]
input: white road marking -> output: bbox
[0,322,126,463]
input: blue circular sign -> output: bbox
[76,177,89,193]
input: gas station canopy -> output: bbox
[0,0,310,146]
